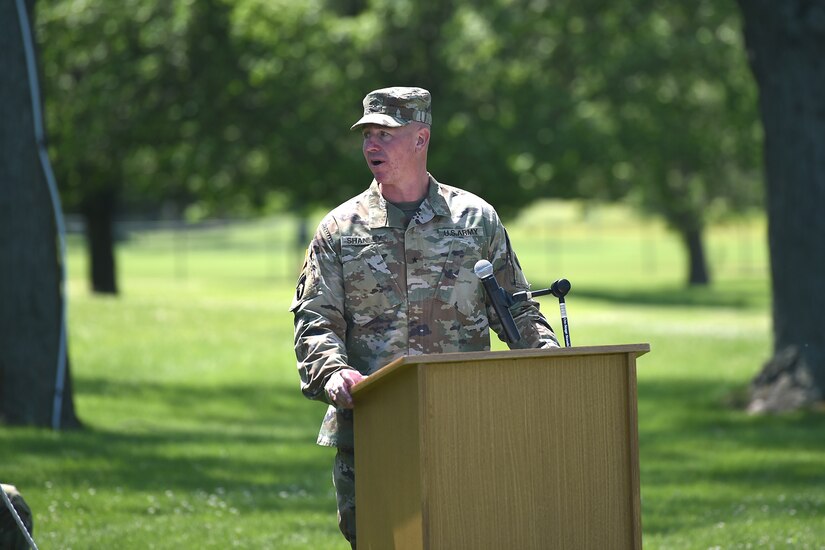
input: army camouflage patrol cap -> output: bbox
[350,86,432,130]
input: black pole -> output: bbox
[558,296,571,347]
[550,279,572,347]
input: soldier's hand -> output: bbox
[325,369,365,409]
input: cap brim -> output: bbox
[350,113,408,130]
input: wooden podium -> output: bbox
[351,344,649,550]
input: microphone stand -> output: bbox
[511,279,572,347]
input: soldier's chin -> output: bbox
[369,165,389,182]
[372,174,391,185]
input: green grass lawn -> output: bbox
[2,202,824,548]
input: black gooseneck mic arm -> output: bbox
[512,279,572,347]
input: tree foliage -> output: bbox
[36,0,762,288]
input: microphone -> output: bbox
[473,259,521,343]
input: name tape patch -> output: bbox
[438,227,482,238]
[341,236,375,246]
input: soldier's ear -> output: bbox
[416,127,430,150]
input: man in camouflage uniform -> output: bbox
[290,86,558,549]
[1,484,34,550]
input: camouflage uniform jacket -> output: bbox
[290,175,558,451]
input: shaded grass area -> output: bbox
[3,207,824,548]
[2,275,349,548]
[571,279,770,311]
[639,378,825,547]
[3,373,344,548]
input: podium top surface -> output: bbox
[352,343,649,398]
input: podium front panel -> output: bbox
[354,346,645,550]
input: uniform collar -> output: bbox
[368,174,450,229]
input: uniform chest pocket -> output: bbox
[434,238,486,319]
[342,246,403,325]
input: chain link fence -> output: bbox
[65,213,768,288]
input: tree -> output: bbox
[435,0,761,285]
[597,1,762,285]
[39,0,268,292]
[38,0,190,294]
[38,0,362,293]
[1,0,80,428]
[737,0,825,412]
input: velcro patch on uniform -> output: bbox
[438,227,482,238]
[341,236,374,246]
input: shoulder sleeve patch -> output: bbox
[289,246,321,311]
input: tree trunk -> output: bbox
[682,227,711,286]
[0,0,80,428]
[737,0,825,412]
[82,188,119,294]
